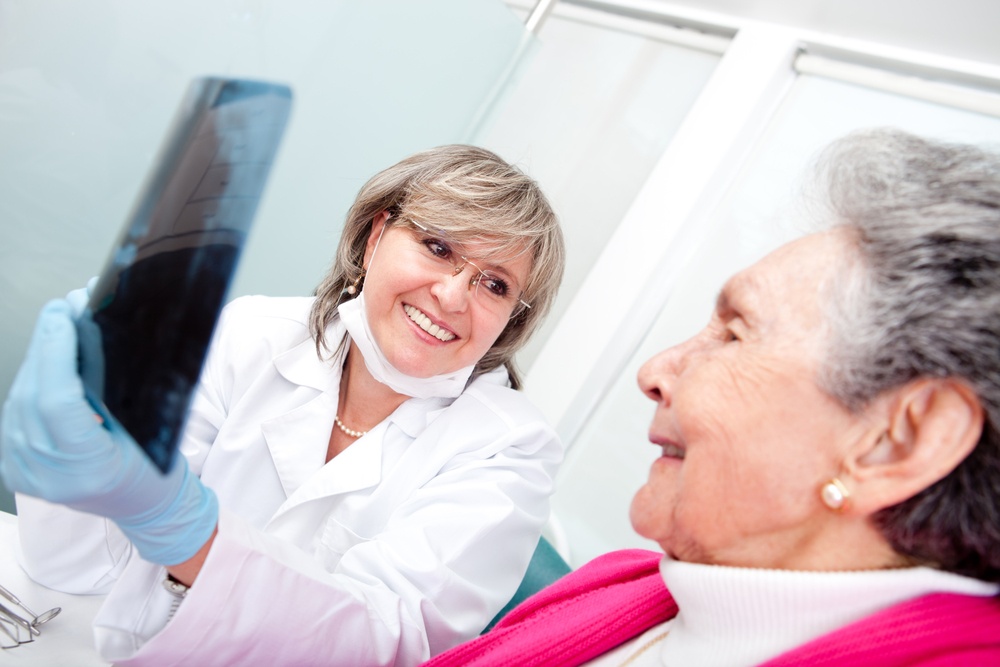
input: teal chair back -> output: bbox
[482,536,571,632]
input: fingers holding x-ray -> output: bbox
[63,276,98,319]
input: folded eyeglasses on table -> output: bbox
[0,581,61,649]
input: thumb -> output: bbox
[3,299,94,464]
[8,299,76,403]
[33,300,83,398]
[32,300,104,438]
[33,300,116,459]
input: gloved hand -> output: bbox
[0,298,218,566]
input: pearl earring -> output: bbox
[820,478,850,511]
[342,271,364,296]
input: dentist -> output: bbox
[2,145,566,666]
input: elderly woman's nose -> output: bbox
[637,334,702,402]
[638,348,675,404]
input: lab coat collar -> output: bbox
[390,396,450,438]
[261,319,453,506]
[260,319,511,509]
[264,322,349,499]
[388,368,509,438]
[271,317,457,438]
[268,421,386,527]
[271,321,345,393]
[260,392,337,499]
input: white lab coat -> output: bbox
[16,295,563,666]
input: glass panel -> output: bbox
[0,0,533,513]
[473,8,722,370]
[554,73,1000,566]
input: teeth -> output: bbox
[404,305,456,342]
[663,443,685,459]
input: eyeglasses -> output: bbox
[0,582,60,650]
[402,218,531,318]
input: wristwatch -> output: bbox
[162,574,190,599]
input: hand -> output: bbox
[1,298,218,566]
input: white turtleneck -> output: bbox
[587,556,998,667]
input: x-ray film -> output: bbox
[76,78,292,473]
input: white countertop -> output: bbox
[0,511,108,666]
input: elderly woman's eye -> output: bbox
[423,239,452,260]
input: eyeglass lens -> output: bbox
[404,220,530,316]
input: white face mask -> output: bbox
[337,290,475,399]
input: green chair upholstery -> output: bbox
[482,535,572,632]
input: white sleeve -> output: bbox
[94,416,563,667]
[15,494,132,594]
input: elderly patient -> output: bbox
[425,128,1000,666]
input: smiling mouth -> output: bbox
[661,443,686,459]
[404,305,457,342]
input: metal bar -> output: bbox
[796,52,1000,118]
[551,2,729,54]
[525,0,559,34]
[510,0,730,53]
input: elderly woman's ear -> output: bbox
[843,378,984,516]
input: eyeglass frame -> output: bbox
[395,217,533,316]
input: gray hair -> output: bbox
[310,145,565,389]
[814,128,1000,582]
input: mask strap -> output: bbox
[342,215,389,298]
[365,216,389,280]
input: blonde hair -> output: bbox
[310,145,564,389]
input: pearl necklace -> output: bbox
[334,414,368,439]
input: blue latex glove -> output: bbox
[1,298,218,566]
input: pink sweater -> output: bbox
[423,549,1000,667]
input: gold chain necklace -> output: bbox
[334,414,368,439]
